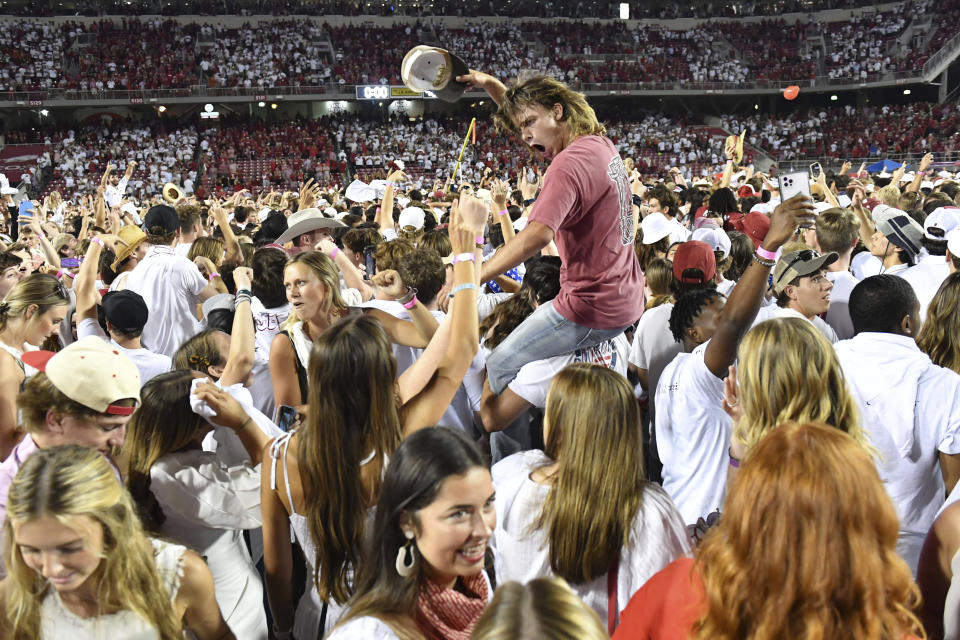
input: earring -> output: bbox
[395,530,416,578]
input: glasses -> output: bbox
[776,250,820,285]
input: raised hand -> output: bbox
[765,194,816,250]
[372,269,407,298]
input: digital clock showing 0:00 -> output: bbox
[355,85,391,100]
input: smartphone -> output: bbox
[18,201,33,219]
[363,244,377,279]
[277,405,298,432]
[809,162,822,181]
[780,171,812,202]
[60,257,81,268]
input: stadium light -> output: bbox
[39,109,48,117]
[271,103,278,109]
[903,89,911,95]
[158,105,166,113]
[258,101,266,107]
[204,103,214,113]
[619,2,629,19]
[830,94,838,101]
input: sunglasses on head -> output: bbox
[776,249,820,285]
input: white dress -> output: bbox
[268,431,347,639]
[491,450,692,621]
[40,538,187,639]
[150,449,268,639]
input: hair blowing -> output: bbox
[694,422,924,640]
[332,427,486,639]
[494,74,606,140]
[301,314,401,604]
[537,364,647,584]
[735,318,866,453]
[2,445,182,640]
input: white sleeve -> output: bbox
[77,317,108,340]
[150,453,262,530]
[508,356,566,409]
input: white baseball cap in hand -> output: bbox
[401,45,469,103]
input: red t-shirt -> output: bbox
[614,557,924,640]
[529,135,644,329]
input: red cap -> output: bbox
[740,211,771,249]
[737,185,756,199]
[672,241,717,284]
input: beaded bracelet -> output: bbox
[752,252,775,268]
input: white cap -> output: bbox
[925,206,960,240]
[921,180,935,191]
[813,201,834,214]
[640,212,672,245]
[877,170,892,179]
[692,227,732,259]
[947,228,960,259]
[900,173,915,183]
[750,202,773,214]
[398,206,425,230]
[323,206,338,218]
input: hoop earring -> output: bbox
[395,531,416,578]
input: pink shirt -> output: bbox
[530,135,644,329]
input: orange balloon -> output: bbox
[784,85,800,100]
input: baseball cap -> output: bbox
[692,227,732,260]
[873,204,924,258]
[202,293,236,322]
[401,45,469,103]
[142,204,181,234]
[737,185,756,199]
[398,206,426,231]
[21,336,140,415]
[947,228,960,258]
[101,290,149,333]
[772,249,839,294]
[641,212,672,245]
[672,241,717,284]
[734,211,771,249]
[924,206,960,240]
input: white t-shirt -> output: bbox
[326,617,399,640]
[654,341,730,524]
[824,269,860,341]
[175,242,192,257]
[126,245,208,358]
[628,303,682,410]
[900,254,950,323]
[76,317,172,387]
[851,251,882,280]
[753,305,839,343]
[491,450,691,622]
[509,333,630,408]
[835,332,960,574]
[249,297,292,419]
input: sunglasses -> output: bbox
[776,249,820,285]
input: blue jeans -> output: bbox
[486,300,631,394]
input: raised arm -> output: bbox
[376,168,406,236]
[401,200,481,435]
[218,267,255,387]
[317,238,374,301]
[366,269,439,348]
[906,153,933,194]
[456,70,508,106]
[491,178,515,245]
[703,194,816,377]
[209,200,242,265]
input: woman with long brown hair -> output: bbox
[917,271,960,375]
[261,204,483,639]
[614,422,925,640]
[491,364,689,631]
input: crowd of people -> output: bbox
[2,1,958,94]
[0,61,959,640]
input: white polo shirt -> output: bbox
[835,332,960,574]
[654,341,730,524]
[126,245,208,358]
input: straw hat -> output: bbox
[111,225,148,271]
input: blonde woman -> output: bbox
[0,445,232,639]
[472,578,608,640]
[492,364,689,630]
[918,271,960,375]
[0,274,70,458]
[724,317,865,465]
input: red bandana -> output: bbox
[415,573,489,640]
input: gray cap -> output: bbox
[873,204,923,259]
